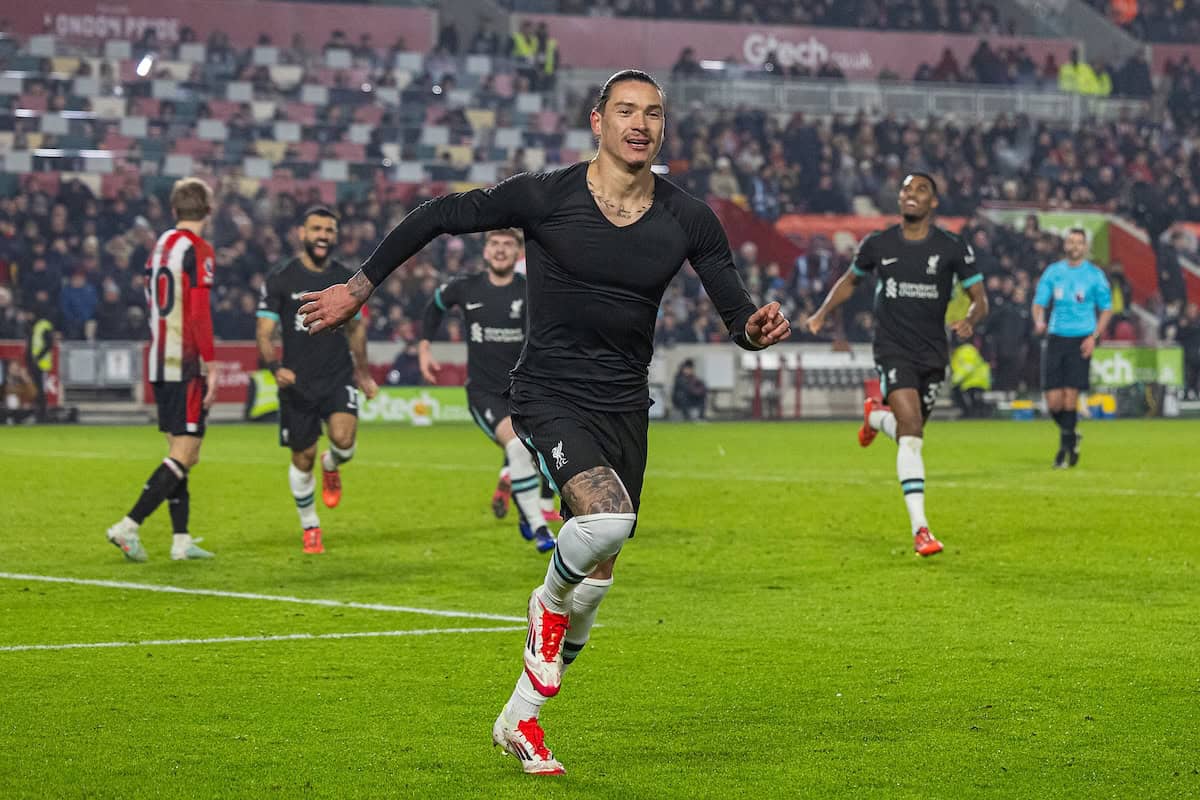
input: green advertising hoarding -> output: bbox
[987,209,1110,263]
[1090,347,1184,388]
[358,386,473,424]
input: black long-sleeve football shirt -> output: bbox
[363,163,759,411]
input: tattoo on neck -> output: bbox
[587,178,652,219]
[349,270,374,302]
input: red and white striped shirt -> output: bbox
[145,229,215,383]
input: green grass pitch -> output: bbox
[0,419,1197,799]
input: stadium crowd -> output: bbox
[5,170,1197,397]
[1,23,1198,398]
[509,0,1011,34]
[1086,0,1200,43]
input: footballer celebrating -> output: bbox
[808,173,988,557]
[256,206,378,554]
[418,228,557,553]
[297,70,790,775]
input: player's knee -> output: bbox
[292,449,316,472]
[573,513,637,560]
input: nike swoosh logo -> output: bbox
[465,303,484,310]
[882,258,898,265]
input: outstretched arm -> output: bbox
[685,203,788,349]
[300,175,545,333]
[806,269,860,335]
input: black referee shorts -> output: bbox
[1041,335,1091,391]
[512,399,648,524]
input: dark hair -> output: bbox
[1067,227,1088,240]
[300,205,339,226]
[905,172,939,196]
[594,69,664,113]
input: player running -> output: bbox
[256,206,378,554]
[418,228,557,553]
[807,173,988,557]
[106,177,219,562]
[297,70,790,775]
[1032,228,1112,468]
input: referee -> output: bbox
[1032,228,1113,468]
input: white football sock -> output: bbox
[538,513,635,614]
[288,464,320,530]
[504,438,547,534]
[562,577,612,672]
[505,672,549,721]
[870,409,898,440]
[897,435,928,534]
[321,443,355,472]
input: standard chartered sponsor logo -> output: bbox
[481,326,524,343]
[885,280,939,300]
[469,323,522,343]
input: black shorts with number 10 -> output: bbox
[279,378,358,451]
[875,357,947,418]
[511,398,648,526]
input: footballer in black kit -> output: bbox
[256,206,378,555]
[297,71,790,775]
[809,173,987,558]
[853,223,982,415]
[419,228,557,552]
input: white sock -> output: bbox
[562,577,612,672]
[897,436,928,534]
[504,438,548,535]
[504,672,549,721]
[288,464,320,529]
[172,533,191,551]
[538,513,635,614]
[321,443,355,472]
[871,409,898,441]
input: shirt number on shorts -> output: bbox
[924,382,942,409]
[346,385,358,410]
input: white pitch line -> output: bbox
[0,626,525,653]
[0,573,525,622]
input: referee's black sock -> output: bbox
[1050,409,1065,430]
[129,458,187,525]
[1060,411,1078,452]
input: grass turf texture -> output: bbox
[0,420,1196,799]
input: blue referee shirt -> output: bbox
[1033,260,1113,337]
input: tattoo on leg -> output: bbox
[562,467,633,516]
